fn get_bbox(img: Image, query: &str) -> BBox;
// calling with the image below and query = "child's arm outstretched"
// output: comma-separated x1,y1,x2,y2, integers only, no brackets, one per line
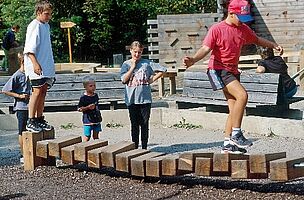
2,90,29,100
183,45,211,68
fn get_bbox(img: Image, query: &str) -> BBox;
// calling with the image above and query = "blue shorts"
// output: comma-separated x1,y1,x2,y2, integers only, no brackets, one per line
83,123,102,137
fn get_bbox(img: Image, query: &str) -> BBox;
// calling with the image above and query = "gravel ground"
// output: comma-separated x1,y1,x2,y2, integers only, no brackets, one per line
1,123,304,200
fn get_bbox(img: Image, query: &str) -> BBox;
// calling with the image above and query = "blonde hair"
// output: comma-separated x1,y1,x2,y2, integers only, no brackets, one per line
130,41,144,50
35,0,53,14
82,76,95,88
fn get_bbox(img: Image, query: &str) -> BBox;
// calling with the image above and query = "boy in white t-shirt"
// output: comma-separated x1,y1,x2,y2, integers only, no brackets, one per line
24,0,55,133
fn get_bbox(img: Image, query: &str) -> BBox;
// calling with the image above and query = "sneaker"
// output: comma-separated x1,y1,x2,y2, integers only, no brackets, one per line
221,143,247,154
37,116,54,131
230,132,253,148
20,157,24,165
26,119,43,133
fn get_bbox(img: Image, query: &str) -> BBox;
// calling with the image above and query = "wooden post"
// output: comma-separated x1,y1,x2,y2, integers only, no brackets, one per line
87,146,108,168
162,155,179,176
195,157,213,176
22,131,44,171
231,160,250,179
60,21,76,64
213,153,249,175
130,152,164,177
158,77,165,97
146,155,169,177
61,144,79,166
115,149,150,172
299,49,304,89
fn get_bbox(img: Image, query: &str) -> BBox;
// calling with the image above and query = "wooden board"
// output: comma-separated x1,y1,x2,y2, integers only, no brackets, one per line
100,141,135,168
131,152,165,177
48,135,82,157
74,140,108,162
270,157,304,181
178,152,213,172
249,152,286,174
115,149,150,172
61,144,79,166
87,146,108,168
162,155,179,176
213,153,250,174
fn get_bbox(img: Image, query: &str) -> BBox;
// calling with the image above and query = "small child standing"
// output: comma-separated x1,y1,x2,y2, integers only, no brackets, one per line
24,0,55,133
2,52,31,161
78,77,102,141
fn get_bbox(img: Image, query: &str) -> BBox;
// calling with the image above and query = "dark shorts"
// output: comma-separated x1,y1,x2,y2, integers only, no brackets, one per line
30,77,55,89
16,110,28,135
207,69,240,91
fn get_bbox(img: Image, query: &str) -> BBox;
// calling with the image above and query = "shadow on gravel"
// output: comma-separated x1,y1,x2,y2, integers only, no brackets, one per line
0,193,27,200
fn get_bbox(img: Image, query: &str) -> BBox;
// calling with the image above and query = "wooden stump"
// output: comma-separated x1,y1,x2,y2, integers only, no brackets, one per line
178,152,213,172
74,140,108,162
115,149,150,172
130,152,165,177
48,135,82,157
270,157,304,181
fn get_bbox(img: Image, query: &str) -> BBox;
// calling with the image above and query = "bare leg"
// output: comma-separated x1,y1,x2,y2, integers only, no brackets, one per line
28,87,42,118
83,136,90,142
92,131,99,140
223,90,236,138
36,84,48,118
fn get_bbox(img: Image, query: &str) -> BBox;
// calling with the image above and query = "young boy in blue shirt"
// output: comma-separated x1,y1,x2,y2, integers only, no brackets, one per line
2,52,30,161
78,77,102,141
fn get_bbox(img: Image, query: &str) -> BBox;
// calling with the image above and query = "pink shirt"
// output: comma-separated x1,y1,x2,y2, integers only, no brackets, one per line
203,21,258,74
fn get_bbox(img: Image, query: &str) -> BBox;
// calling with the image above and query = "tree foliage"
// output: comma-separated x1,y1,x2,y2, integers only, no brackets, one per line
0,0,217,63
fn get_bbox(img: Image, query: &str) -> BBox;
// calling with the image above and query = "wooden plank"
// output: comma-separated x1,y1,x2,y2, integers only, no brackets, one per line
74,140,108,162
178,152,213,172
87,146,108,168
100,141,135,168
270,157,304,181
22,131,44,171
162,155,179,176
115,149,150,172
61,144,79,166
48,135,82,157
249,152,286,174
131,152,165,177
213,153,249,174
195,157,213,176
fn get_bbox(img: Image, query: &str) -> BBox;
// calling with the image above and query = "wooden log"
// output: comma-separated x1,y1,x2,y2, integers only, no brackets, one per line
270,157,304,181
74,140,108,162
22,131,44,171
162,155,179,176
249,152,286,174
178,152,213,172
48,135,82,157
213,153,249,174
61,144,79,166
43,129,55,140
195,157,213,176
100,141,135,168
146,155,171,177
131,152,165,177
115,149,150,172
87,146,108,168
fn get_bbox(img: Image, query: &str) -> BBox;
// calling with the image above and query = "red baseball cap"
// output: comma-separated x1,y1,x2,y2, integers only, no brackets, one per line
228,0,254,23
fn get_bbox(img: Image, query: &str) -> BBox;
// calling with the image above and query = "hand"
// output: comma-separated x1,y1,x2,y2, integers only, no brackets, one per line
19,94,29,100
33,63,42,75
183,56,195,68
130,59,138,69
274,45,283,56
88,104,96,110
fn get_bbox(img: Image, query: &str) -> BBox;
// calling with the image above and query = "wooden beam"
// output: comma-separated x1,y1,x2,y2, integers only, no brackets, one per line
178,152,213,172
61,144,79,166
115,149,150,172
270,157,304,181
87,146,108,168
146,155,171,177
249,152,286,174
213,153,249,174
48,135,82,157
74,140,108,162
162,155,179,176
231,160,250,179
100,141,135,168
195,157,213,176
22,131,44,171
131,152,165,177
36,139,53,159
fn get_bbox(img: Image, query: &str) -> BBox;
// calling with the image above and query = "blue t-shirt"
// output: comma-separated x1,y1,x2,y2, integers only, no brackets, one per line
2,70,31,111
120,59,167,106
78,93,101,125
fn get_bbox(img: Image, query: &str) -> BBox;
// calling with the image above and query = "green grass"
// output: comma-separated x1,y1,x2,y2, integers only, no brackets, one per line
171,117,202,130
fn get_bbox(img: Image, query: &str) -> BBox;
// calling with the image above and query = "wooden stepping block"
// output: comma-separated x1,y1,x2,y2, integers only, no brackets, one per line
23,131,44,171
36,139,53,159
100,141,135,168
195,157,213,176
213,153,249,175
249,152,286,174
48,135,82,157
146,155,173,177
270,157,304,181
87,146,108,168
43,129,55,140
231,160,269,179
74,140,108,162
115,149,150,172
178,152,213,172
162,155,179,176
61,144,79,166
131,152,165,177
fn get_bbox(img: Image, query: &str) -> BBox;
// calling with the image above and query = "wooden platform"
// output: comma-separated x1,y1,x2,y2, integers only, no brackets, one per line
24,131,304,182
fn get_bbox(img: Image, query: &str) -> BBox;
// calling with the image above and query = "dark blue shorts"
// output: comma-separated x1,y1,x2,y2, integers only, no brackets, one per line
16,110,28,135
30,77,55,89
207,69,240,91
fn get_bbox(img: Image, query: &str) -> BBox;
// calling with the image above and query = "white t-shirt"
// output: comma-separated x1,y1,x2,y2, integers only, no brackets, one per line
24,19,55,80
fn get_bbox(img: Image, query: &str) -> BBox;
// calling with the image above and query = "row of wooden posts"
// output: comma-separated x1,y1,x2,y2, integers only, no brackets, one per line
23,129,304,182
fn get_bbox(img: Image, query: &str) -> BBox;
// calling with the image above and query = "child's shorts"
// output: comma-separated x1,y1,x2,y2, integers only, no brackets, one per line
30,77,56,89
207,69,240,91
83,123,102,137
16,110,28,135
